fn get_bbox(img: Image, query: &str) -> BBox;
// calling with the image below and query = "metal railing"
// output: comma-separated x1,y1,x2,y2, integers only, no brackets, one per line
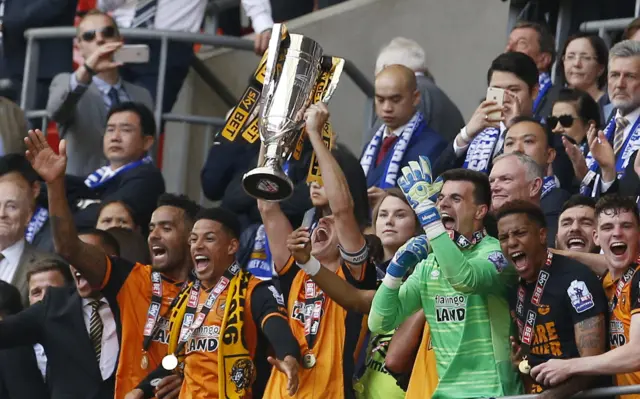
20,26,374,159
579,0,640,44
495,383,640,398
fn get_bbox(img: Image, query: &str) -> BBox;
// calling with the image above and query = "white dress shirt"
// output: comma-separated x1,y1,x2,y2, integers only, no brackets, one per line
82,297,118,380
0,239,25,284
600,107,640,192
98,0,273,34
383,122,408,140
33,343,47,379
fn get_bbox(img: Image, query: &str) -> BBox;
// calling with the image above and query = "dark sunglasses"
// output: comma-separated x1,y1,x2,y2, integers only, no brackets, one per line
547,114,576,129
79,26,117,42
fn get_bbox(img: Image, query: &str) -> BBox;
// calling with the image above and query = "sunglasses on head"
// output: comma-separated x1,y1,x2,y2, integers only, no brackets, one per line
80,26,117,42
547,114,576,128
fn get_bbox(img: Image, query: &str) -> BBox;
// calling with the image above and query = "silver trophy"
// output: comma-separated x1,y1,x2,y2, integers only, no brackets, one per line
242,24,342,201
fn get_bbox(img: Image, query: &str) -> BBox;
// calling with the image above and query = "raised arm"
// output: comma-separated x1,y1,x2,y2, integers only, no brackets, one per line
549,249,608,277
25,130,108,287
304,104,366,274
256,144,295,272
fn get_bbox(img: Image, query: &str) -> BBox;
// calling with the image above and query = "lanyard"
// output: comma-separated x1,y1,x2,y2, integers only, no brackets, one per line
516,251,553,355
142,272,191,356
448,229,487,250
610,265,637,312
171,263,240,357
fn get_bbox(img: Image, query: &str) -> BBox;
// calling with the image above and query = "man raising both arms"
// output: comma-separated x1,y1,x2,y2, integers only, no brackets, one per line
530,194,640,395
25,129,197,398
369,158,522,398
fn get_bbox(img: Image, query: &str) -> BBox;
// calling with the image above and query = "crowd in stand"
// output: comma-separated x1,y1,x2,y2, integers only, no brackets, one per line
5,1,640,399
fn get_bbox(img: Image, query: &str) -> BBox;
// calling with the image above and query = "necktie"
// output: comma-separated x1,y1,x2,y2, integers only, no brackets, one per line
89,300,104,363
613,117,630,155
376,135,399,166
131,0,158,28
107,87,120,110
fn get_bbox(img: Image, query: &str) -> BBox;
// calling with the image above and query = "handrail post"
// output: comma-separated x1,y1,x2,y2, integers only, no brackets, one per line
20,37,40,111
154,35,169,163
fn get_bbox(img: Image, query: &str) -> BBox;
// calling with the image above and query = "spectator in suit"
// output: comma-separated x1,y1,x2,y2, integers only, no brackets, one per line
26,258,72,383
0,174,61,303
489,152,563,247
47,9,153,176
434,52,538,177
365,37,465,145
505,21,556,119
361,64,446,207
0,230,120,399
49,101,165,235
0,280,49,399
96,199,138,231
501,117,571,246
1,0,77,110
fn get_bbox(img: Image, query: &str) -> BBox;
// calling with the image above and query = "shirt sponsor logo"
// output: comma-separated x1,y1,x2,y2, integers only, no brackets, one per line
152,317,170,344
434,294,466,323
186,324,221,354
567,280,595,313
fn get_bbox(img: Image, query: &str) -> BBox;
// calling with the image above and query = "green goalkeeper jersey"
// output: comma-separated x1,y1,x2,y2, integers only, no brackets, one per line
369,231,522,399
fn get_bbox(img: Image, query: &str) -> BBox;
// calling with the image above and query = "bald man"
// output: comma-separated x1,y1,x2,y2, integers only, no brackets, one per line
360,64,447,201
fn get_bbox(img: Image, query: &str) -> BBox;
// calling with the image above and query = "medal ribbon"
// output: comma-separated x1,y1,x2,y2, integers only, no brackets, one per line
610,264,638,311
448,229,487,250
141,272,191,354
170,263,240,357
516,251,553,356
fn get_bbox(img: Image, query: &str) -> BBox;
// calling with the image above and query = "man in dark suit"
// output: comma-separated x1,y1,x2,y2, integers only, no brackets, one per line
361,64,446,207
0,229,120,399
1,0,77,110
0,280,49,398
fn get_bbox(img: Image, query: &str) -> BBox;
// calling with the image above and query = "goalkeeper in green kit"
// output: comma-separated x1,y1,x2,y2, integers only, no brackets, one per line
369,157,522,398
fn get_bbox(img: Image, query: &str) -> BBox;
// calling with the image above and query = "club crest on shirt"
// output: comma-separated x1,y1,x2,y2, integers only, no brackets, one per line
568,280,595,313
216,299,226,318
488,251,508,273
537,304,551,315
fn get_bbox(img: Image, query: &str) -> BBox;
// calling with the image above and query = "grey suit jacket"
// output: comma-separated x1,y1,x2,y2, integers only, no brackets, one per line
10,242,62,306
46,73,154,176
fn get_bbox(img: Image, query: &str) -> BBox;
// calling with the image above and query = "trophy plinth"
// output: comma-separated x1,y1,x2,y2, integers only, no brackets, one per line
242,166,294,202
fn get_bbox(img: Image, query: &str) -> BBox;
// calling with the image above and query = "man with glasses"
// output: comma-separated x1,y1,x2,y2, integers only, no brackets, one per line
46,10,153,177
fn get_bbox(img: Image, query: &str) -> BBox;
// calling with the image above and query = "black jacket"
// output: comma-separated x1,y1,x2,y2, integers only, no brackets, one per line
0,285,119,399
0,346,48,398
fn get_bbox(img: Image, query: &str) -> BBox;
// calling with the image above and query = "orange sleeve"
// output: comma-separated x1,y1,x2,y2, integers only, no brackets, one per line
278,256,296,276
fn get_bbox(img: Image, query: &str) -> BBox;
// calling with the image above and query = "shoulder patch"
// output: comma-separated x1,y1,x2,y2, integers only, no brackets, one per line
487,251,508,273
267,285,285,306
568,280,595,313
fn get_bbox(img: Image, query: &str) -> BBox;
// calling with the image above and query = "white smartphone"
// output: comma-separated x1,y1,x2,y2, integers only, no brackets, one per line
486,87,505,121
113,44,150,64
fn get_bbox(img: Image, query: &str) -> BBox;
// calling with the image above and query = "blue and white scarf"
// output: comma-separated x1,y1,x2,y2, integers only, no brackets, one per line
246,225,275,280
25,207,49,243
84,156,153,189
581,113,640,196
360,112,424,189
541,175,557,200
462,125,506,174
533,72,553,114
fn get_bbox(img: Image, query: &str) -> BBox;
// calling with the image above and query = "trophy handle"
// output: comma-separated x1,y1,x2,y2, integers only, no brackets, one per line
261,23,285,100
321,57,345,103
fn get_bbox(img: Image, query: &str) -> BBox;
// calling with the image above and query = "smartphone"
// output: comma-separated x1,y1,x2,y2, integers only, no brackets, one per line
486,87,505,121
113,44,150,64
301,208,317,230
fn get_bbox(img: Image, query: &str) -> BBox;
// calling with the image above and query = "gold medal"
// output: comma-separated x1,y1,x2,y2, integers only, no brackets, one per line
518,359,531,375
302,352,316,369
140,352,149,370
162,354,179,371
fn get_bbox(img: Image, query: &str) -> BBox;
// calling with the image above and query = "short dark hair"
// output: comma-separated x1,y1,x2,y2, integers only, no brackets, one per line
0,153,39,184
595,194,640,225
554,87,603,130
0,281,23,317
623,17,640,41
106,102,156,138
98,199,137,226
78,9,121,37
78,228,121,256
157,193,200,229
495,199,547,229
561,194,596,215
440,168,491,207
513,21,557,69
487,52,540,91
26,258,73,285
507,115,554,148
195,207,242,239
559,33,609,90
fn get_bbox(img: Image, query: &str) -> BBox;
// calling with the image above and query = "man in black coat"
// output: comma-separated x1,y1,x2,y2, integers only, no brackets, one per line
0,229,121,399
2,0,78,109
